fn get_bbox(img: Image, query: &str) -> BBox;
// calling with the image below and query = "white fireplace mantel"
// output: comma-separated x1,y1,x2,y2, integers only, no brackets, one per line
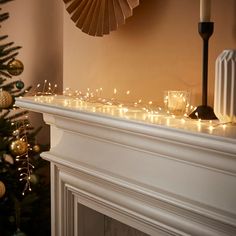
16,96,236,236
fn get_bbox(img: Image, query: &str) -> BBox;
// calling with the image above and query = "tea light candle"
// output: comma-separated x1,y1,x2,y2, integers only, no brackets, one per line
165,91,190,116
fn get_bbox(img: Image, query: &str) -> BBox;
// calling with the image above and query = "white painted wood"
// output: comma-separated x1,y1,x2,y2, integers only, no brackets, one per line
16,97,236,236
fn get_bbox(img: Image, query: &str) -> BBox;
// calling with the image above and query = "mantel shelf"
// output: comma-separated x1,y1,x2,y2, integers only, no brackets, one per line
16,96,236,139
16,96,236,236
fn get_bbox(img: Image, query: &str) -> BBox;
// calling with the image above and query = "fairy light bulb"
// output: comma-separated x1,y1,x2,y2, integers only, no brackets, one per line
52,84,58,94
209,125,214,134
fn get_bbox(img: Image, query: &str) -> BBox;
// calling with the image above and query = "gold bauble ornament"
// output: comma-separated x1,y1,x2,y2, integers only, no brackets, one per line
29,174,38,184
0,181,6,198
0,90,13,109
10,139,28,156
7,59,24,76
32,144,40,153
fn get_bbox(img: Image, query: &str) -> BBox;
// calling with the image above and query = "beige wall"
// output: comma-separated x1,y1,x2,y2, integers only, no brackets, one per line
63,0,236,106
2,0,63,143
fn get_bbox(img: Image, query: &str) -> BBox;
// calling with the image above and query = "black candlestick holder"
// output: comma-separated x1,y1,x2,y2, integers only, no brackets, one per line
189,22,217,120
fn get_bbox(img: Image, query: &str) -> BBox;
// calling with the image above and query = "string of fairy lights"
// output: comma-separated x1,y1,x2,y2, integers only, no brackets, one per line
25,80,235,136
8,112,41,195
12,118,33,194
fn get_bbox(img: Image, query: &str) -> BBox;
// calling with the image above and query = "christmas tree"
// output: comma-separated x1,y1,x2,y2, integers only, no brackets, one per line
0,0,50,235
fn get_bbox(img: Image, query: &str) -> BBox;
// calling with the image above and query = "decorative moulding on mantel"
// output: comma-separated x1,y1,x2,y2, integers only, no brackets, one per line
63,0,139,36
15,96,236,236
15,97,236,176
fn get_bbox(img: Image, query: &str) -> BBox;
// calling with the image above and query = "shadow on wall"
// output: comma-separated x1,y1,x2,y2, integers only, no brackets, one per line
28,0,63,145
120,0,170,35
32,0,63,93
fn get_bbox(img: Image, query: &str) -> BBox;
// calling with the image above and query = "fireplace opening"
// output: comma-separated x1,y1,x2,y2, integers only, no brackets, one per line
77,204,149,236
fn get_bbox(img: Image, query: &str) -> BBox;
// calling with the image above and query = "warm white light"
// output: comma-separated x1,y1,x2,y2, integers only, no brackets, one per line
165,91,190,116
28,88,233,139
166,118,170,126
209,125,214,133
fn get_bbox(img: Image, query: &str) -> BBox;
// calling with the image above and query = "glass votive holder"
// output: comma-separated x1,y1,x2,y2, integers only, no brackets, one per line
164,90,190,116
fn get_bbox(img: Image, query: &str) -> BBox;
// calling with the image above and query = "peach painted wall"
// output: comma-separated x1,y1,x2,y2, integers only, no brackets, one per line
2,0,63,143
63,0,236,106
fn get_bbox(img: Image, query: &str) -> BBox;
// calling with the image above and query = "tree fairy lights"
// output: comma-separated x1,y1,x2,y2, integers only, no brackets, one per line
10,116,34,195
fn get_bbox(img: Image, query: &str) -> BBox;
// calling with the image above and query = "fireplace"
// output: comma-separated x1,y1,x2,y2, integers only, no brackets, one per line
65,202,148,235
16,96,236,236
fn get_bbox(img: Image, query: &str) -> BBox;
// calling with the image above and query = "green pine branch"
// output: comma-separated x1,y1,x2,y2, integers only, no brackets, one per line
0,110,10,119
1,46,21,57
15,86,32,97
0,70,11,78
0,78,18,87
0,52,18,64
0,35,8,41
0,12,9,22
0,41,13,50
5,110,28,120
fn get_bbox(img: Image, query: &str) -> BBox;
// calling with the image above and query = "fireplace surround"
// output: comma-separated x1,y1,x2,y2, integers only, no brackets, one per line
16,96,236,236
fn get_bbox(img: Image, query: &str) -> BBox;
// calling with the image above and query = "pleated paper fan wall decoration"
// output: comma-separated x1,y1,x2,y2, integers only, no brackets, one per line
63,0,139,36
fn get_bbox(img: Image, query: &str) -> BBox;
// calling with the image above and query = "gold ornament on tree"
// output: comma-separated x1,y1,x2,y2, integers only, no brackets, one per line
29,174,38,184
0,89,13,109
0,181,6,198
7,58,24,76
32,144,40,153
10,139,28,156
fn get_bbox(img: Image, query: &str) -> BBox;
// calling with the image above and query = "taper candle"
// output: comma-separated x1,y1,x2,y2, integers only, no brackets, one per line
200,0,211,22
